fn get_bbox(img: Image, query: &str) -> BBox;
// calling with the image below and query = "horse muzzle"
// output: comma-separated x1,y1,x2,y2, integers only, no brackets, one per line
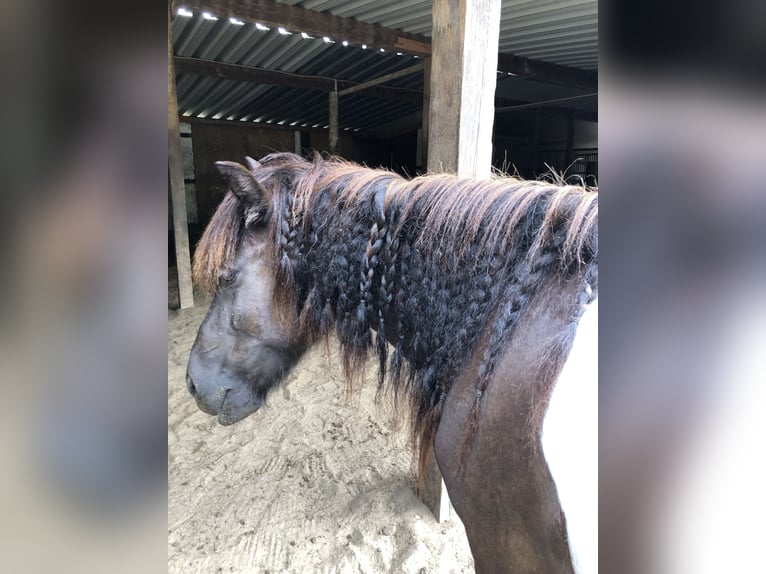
186,373,261,425
186,373,225,414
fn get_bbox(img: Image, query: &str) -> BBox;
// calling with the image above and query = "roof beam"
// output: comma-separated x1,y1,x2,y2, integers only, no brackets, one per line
174,0,431,55
174,57,422,102
496,96,598,122
175,58,597,121
172,0,596,89
497,53,597,90
338,62,424,97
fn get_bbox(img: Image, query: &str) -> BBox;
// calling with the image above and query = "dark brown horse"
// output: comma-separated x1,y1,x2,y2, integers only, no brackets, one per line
186,152,598,573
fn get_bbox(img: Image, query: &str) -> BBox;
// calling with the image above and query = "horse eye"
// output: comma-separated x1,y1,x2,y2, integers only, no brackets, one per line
218,269,237,287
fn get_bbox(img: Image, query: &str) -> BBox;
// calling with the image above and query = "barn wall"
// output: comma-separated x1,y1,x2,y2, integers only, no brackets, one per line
192,123,295,226
492,112,597,178
574,119,598,148
188,122,398,229
192,123,342,227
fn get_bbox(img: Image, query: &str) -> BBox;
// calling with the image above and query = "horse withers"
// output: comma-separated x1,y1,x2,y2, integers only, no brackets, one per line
186,153,597,573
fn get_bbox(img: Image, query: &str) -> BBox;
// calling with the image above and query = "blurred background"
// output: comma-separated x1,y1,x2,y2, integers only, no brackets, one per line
0,0,762,572
0,1,167,572
600,0,766,571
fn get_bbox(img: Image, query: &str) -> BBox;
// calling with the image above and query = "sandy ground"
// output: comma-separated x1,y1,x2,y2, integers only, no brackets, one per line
168,291,474,573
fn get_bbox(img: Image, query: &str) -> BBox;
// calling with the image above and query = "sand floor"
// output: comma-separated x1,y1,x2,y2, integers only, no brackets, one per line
168,297,474,573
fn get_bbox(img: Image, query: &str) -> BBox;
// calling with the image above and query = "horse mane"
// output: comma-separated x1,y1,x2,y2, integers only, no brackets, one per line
193,152,598,473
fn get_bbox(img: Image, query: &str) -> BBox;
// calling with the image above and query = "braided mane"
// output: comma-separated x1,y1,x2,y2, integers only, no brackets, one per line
194,152,598,470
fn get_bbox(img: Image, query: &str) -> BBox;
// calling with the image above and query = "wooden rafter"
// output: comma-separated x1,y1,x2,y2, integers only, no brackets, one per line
174,57,422,102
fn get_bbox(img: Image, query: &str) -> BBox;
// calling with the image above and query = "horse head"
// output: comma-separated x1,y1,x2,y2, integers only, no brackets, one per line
186,158,306,425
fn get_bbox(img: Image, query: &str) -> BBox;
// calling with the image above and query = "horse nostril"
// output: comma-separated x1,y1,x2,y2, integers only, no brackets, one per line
186,374,197,397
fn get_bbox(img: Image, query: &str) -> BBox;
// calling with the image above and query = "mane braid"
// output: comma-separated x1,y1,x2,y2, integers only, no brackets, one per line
200,152,598,474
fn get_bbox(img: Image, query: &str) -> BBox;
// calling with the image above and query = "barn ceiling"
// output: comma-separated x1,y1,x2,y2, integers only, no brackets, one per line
172,0,597,133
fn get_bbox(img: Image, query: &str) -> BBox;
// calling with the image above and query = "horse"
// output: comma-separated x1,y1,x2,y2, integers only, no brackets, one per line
185,152,598,573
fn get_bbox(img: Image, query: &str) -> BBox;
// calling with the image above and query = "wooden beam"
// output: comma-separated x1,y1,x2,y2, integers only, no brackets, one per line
176,0,431,55
428,0,501,177
419,451,450,523
495,93,598,113
168,6,194,309
174,57,422,102
338,62,424,97
172,0,596,89
497,53,597,90
420,0,502,523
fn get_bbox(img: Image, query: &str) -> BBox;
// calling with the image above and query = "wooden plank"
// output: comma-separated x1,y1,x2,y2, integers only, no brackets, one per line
421,0,502,523
328,89,338,153
172,0,596,89
338,62,424,97
394,36,432,56
174,57,422,102
497,53,597,90
420,451,451,523
168,6,194,309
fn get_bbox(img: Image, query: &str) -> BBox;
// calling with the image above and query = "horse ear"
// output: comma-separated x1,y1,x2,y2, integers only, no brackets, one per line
215,161,272,218
245,156,261,171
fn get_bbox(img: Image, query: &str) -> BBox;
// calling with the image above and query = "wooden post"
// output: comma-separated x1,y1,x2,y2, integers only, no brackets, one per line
168,5,194,309
422,0,501,523
421,57,431,171
329,86,339,153
294,130,302,155
428,0,500,178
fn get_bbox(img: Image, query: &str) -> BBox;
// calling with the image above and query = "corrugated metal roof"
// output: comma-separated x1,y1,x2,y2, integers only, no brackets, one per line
277,0,598,69
172,0,596,130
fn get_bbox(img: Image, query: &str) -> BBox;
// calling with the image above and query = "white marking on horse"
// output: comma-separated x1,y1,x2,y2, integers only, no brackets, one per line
542,299,598,574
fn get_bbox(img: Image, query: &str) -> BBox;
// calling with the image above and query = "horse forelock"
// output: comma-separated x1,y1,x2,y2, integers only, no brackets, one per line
192,152,313,296
192,191,245,294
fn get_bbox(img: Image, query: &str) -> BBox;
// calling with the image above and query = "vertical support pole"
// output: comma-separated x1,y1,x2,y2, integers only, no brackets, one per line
421,57,431,171
294,129,302,155
168,5,194,309
428,0,501,178
329,84,339,154
422,0,502,523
